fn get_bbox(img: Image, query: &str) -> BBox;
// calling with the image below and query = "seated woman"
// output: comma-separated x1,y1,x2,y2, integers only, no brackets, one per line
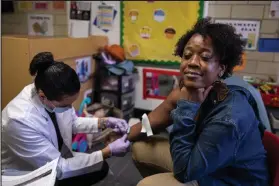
166,75,272,133
128,18,270,186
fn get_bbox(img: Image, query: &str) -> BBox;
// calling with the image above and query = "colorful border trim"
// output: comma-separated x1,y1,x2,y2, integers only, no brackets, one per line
120,0,204,66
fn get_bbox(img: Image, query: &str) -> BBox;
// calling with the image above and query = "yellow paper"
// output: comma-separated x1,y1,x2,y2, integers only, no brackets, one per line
18,1,33,11
123,1,200,63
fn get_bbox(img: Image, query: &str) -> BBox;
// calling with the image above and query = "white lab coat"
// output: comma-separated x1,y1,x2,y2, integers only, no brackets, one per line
1,84,104,180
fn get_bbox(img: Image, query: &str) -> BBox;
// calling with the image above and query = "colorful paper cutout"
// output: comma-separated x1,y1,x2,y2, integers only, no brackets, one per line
53,1,65,10
140,26,152,39
154,9,165,22
33,1,49,10
129,9,139,23
128,44,140,57
18,1,33,11
164,27,176,39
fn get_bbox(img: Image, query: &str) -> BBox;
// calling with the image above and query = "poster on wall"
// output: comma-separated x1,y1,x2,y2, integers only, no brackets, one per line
122,1,203,64
75,56,92,83
69,1,91,38
33,1,49,10
143,68,181,100
270,1,279,18
17,1,33,11
53,1,65,10
215,19,260,50
70,1,91,21
28,14,53,36
93,4,116,32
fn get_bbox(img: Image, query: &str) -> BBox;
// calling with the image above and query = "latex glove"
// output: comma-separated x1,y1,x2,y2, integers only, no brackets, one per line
108,134,130,157
106,117,129,134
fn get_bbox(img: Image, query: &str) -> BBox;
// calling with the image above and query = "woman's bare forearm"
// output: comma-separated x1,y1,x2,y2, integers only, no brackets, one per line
128,88,180,142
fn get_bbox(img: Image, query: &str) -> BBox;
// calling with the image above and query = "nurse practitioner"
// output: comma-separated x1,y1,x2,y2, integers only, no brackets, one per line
2,52,130,185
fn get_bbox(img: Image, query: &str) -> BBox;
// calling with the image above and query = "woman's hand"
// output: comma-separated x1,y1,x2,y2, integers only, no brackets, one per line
180,86,213,103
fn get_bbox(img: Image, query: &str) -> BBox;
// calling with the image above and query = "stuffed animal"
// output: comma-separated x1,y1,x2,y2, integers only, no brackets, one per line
72,97,92,152
72,134,87,152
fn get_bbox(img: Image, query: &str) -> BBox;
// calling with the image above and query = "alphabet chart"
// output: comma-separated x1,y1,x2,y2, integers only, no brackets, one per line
215,19,260,50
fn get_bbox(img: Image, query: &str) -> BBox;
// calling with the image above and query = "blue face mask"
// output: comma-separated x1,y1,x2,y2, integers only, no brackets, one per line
44,101,72,113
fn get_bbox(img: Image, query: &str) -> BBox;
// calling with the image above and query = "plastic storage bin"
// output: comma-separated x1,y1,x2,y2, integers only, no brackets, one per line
123,107,134,122
122,91,135,111
101,74,135,93
100,91,135,111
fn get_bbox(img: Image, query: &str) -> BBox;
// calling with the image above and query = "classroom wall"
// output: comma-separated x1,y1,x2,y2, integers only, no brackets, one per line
2,1,67,36
2,1,279,111
209,1,279,81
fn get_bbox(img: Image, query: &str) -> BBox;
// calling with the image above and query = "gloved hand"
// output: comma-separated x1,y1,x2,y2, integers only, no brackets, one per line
108,134,130,157
105,117,129,134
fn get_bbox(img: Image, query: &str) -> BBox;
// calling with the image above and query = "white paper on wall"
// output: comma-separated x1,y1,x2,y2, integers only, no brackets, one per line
96,4,115,31
28,14,53,36
75,56,92,83
270,1,279,18
69,20,90,38
89,1,120,45
215,19,260,50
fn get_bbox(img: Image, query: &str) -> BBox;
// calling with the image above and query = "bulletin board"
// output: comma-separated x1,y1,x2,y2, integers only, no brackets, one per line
121,1,204,66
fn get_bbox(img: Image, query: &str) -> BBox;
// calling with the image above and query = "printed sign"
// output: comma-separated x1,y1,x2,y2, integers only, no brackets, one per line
28,14,53,36
215,19,260,50
96,5,115,31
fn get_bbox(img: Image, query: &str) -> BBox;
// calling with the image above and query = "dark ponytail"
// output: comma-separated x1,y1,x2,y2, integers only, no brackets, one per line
30,52,80,101
29,52,54,76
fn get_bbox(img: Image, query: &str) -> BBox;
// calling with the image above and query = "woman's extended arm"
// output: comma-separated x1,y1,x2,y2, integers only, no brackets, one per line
128,88,180,142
